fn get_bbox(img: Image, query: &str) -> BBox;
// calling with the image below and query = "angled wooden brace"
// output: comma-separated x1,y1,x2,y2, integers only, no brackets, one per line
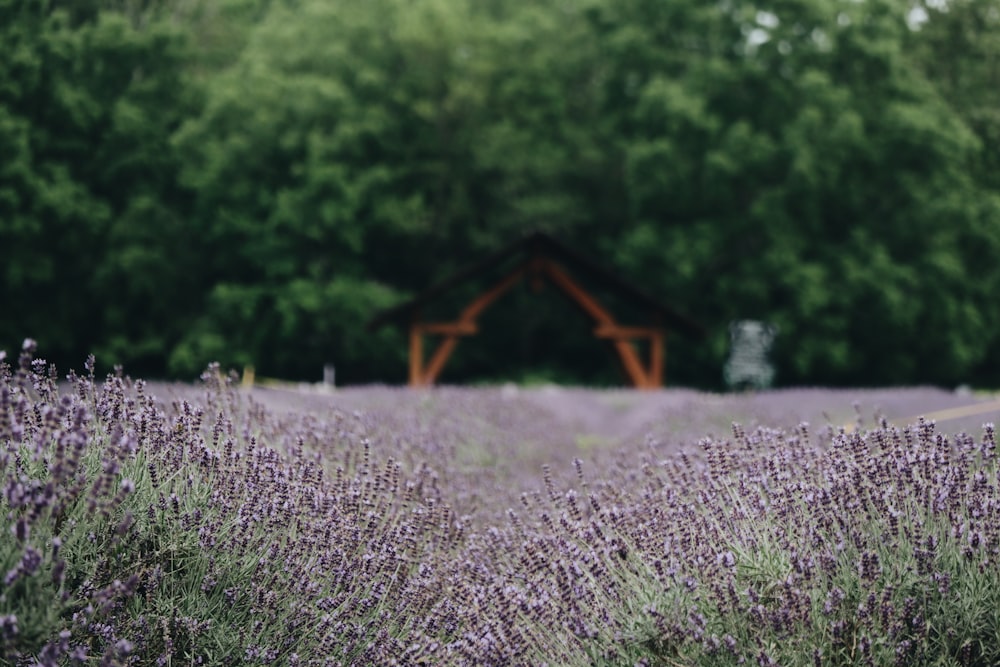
408,262,530,386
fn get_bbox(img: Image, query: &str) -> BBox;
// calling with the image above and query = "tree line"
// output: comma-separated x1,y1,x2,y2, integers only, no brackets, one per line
2,0,999,387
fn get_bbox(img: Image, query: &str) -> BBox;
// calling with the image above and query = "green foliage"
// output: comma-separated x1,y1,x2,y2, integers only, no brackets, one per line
169,277,406,382
0,0,201,376
4,0,1000,385
600,0,1000,386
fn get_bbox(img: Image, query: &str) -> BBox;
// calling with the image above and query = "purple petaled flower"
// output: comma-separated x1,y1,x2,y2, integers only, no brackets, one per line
201,574,218,593
823,587,845,615
895,639,913,665
12,518,29,544
757,650,777,666
69,645,88,664
0,614,18,639
36,630,71,667
933,571,951,596
115,512,134,537
5,546,43,586
52,558,66,588
858,550,881,584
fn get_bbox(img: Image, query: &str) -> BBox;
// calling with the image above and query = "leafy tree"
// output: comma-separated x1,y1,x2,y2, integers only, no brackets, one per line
4,0,999,386
170,0,455,379
171,0,632,382
593,0,1000,385
907,0,1000,384
0,0,201,374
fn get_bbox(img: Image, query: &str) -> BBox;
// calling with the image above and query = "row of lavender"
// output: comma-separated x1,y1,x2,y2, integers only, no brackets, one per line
2,345,999,665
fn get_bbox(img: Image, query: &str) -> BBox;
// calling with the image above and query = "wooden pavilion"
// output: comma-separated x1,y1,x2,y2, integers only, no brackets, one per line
366,232,704,388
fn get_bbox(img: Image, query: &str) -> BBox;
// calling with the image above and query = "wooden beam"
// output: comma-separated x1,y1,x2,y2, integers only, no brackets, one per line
540,260,615,324
408,324,425,386
423,336,460,386
459,262,529,321
612,339,651,388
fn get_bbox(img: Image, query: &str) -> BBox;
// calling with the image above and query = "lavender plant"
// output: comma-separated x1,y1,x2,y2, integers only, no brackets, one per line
3,343,1000,665
1,347,464,665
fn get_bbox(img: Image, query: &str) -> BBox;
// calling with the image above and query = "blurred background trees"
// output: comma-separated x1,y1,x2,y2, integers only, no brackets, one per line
2,0,999,387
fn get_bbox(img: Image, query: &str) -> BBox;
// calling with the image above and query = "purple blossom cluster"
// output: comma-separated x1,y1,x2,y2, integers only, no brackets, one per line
3,347,1000,665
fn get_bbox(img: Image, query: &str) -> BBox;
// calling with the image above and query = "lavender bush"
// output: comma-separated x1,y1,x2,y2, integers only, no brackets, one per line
3,343,999,665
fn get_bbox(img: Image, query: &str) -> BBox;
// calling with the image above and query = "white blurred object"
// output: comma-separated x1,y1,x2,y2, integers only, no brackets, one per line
724,320,777,390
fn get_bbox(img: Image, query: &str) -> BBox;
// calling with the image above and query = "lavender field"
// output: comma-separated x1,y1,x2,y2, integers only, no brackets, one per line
3,344,1000,666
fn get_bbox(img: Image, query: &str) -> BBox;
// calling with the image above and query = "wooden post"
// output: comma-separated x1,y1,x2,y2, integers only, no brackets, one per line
408,322,424,386
241,365,255,389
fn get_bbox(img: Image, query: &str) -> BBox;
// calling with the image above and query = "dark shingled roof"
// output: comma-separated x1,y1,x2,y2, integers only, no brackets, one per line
367,231,705,339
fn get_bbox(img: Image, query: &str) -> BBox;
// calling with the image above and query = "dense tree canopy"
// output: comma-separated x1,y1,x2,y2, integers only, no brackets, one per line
2,0,999,387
